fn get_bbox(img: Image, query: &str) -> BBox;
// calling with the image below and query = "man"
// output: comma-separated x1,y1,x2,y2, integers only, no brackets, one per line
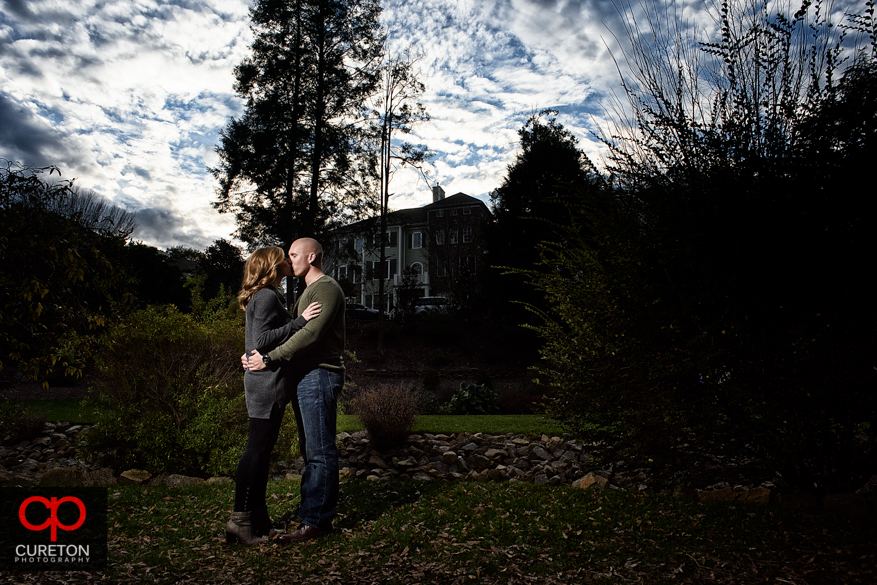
247,237,345,543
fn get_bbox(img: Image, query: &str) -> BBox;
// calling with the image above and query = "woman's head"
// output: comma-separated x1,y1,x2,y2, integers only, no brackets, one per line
237,246,289,310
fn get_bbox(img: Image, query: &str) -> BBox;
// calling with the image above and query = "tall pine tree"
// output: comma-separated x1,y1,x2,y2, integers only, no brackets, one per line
213,0,384,247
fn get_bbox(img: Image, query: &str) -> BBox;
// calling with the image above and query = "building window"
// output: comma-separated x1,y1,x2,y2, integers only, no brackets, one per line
450,208,458,216
410,262,423,278
337,265,348,280
462,226,472,243
450,229,458,244
409,231,422,249
372,231,398,247
463,206,472,215
436,259,448,277
436,209,444,217
354,238,363,253
369,259,398,280
351,266,362,284
436,230,445,245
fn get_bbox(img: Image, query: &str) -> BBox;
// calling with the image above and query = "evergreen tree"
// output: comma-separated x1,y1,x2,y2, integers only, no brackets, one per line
213,0,384,248
488,111,600,315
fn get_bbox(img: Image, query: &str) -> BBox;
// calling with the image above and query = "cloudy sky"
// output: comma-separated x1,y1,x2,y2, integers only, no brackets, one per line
0,0,863,250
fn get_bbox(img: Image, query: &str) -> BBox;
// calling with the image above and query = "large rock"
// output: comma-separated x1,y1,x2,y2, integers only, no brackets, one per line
119,469,152,485
39,467,87,486
148,473,205,487
698,487,771,505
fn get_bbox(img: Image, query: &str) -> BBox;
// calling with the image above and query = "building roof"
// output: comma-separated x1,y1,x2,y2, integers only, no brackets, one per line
383,192,491,227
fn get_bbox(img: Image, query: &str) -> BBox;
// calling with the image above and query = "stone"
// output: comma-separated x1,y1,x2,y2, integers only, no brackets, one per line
442,451,458,466
488,466,507,482
673,486,698,501
530,446,551,461
368,454,388,469
740,487,771,506
207,476,233,485
823,493,872,518
39,467,87,486
86,468,117,486
776,492,820,511
698,488,736,503
484,448,508,459
467,454,491,470
119,469,152,485
149,473,204,487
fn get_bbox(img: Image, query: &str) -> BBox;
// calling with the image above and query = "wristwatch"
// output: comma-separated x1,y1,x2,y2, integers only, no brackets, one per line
262,354,272,367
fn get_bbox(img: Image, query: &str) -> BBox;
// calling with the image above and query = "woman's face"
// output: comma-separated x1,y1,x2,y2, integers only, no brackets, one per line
276,253,293,278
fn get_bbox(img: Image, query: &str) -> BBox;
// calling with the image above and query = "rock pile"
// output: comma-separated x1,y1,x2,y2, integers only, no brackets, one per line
0,421,101,486
3,422,874,518
314,430,655,491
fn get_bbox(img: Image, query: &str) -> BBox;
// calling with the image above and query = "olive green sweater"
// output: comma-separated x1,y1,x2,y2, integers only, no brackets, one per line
267,275,345,372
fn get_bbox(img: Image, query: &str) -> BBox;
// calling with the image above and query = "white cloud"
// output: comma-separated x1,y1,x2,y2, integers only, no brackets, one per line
7,0,858,249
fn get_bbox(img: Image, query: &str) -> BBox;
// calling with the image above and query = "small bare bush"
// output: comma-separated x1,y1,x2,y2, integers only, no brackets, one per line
353,383,417,452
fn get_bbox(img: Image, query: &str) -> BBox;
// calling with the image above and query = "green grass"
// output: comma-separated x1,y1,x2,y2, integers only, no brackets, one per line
12,399,98,424
5,478,873,584
337,414,565,435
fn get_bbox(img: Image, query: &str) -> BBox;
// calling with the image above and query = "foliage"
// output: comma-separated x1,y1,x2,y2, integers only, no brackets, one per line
392,265,422,325
81,304,260,477
0,400,46,445
444,382,500,416
0,161,134,383
487,111,601,316
117,241,191,310
212,0,385,248
353,383,418,451
522,0,877,487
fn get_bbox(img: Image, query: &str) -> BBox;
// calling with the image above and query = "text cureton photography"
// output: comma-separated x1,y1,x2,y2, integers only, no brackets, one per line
0,487,107,571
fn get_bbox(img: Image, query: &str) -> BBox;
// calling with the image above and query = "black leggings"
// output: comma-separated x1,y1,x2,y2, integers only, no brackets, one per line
234,402,285,535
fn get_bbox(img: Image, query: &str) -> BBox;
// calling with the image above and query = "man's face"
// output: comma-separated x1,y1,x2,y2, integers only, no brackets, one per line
288,242,312,278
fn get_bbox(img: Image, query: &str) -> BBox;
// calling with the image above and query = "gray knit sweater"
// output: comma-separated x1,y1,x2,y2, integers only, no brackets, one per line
243,286,306,419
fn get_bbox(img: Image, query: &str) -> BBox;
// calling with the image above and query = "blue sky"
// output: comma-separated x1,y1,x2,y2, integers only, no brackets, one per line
0,0,863,249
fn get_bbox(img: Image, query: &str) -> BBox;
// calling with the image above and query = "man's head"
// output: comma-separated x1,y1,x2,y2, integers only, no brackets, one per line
288,237,323,279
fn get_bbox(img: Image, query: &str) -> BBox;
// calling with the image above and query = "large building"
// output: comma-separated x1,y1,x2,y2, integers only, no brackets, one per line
328,185,492,311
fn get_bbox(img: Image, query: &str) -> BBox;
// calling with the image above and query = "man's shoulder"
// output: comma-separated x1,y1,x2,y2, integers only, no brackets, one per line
308,276,343,298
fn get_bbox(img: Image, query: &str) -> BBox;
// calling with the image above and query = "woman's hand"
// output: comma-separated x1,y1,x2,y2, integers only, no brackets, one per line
247,350,267,371
301,301,322,321
241,353,248,370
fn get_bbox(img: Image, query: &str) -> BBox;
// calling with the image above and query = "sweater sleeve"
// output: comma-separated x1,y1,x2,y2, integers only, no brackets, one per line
249,290,307,352
267,279,342,363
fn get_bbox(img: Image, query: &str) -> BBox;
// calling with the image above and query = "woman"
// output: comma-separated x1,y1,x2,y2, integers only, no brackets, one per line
226,246,320,545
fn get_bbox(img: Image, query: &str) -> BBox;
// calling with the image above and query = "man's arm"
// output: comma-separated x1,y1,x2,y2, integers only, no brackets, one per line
266,280,342,363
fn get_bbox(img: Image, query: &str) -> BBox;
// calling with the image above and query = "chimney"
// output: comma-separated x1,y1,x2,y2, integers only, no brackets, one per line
432,185,445,202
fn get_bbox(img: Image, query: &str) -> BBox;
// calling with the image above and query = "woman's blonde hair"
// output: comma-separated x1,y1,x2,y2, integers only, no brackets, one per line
237,246,286,310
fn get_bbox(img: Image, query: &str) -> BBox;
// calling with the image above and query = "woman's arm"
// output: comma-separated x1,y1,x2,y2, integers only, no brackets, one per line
251,293,321,352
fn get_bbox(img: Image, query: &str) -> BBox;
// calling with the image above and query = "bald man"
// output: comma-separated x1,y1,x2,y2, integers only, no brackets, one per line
247,237,345,543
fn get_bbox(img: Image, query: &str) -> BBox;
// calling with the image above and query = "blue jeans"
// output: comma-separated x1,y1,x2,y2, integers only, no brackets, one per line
292,367,344,531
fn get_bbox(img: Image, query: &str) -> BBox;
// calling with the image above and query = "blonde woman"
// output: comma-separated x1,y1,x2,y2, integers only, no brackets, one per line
226,246,320,545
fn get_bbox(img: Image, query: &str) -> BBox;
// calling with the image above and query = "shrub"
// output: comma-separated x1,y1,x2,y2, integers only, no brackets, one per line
0,401,46,445
444,382,499,415
79,303,298,477
353,383,418,452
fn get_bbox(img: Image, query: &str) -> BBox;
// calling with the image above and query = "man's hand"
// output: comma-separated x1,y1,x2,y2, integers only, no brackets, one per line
302,301,322,321
247,350,267,371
